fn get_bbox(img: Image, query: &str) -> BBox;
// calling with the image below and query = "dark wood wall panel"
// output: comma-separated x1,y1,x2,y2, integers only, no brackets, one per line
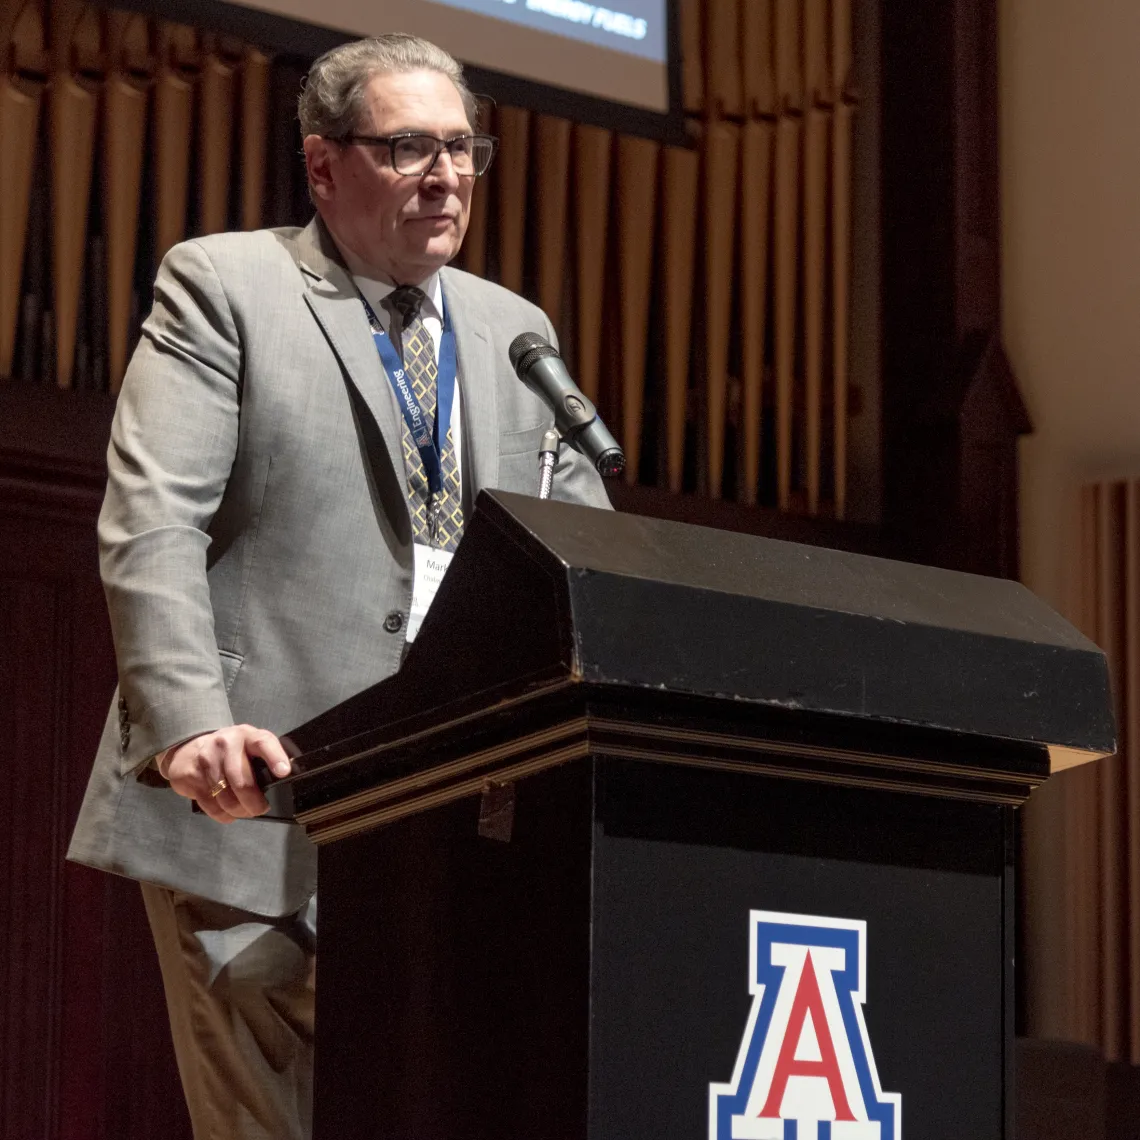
0,482,190,1140
879,0,1028,578
2,576,62,1140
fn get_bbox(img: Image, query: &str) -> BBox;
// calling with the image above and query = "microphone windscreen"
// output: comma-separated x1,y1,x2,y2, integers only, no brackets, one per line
509,331,553,372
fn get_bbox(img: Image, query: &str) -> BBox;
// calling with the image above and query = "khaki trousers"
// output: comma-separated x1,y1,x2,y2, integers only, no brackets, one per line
140,883,316,1140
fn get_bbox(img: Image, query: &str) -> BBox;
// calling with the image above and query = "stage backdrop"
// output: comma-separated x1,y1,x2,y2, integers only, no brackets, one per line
0,0,866,518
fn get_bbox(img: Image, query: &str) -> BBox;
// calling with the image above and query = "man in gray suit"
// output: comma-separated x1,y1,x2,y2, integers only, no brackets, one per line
68,33,609,1140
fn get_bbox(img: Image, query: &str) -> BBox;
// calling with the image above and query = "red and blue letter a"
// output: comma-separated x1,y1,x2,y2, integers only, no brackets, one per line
709,911,901,1140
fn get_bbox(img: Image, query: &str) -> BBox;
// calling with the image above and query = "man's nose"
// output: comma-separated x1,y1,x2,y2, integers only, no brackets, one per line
422,147,462,191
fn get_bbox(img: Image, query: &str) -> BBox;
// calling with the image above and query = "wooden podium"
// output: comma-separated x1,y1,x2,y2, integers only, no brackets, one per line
272,491,1114,1140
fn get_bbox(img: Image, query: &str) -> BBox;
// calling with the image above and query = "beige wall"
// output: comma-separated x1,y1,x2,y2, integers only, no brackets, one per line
1003,0,1140,1041
1003,0,1140,610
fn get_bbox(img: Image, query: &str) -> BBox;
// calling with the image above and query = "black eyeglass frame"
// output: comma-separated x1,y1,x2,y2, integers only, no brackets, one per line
333,132,498,177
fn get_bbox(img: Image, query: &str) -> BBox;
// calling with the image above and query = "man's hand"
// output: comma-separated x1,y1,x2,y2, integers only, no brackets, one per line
162,725,292,823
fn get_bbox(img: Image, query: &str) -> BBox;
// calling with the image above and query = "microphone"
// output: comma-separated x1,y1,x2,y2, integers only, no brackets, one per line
508,332,626,478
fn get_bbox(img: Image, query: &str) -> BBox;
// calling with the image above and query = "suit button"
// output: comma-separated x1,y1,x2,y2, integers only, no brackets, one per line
120,729,130,749
383,611,403,634
118,695,128,713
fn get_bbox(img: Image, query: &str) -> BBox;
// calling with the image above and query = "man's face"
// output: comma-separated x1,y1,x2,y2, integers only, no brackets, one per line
305,69,475,283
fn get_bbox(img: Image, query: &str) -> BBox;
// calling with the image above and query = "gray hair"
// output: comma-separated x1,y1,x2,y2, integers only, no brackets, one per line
299,34,479,140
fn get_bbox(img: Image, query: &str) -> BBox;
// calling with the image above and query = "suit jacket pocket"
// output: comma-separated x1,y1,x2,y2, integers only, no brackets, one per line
498,423,549,457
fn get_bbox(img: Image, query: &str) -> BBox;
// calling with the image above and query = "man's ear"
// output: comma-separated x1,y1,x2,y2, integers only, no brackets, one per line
303,135,337,202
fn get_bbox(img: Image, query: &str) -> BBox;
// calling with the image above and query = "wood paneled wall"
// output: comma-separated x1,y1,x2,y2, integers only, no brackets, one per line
0,0,288,395
0,388,192,1140
1024,481,1140,1064
462,0,858,513
0,0,858,517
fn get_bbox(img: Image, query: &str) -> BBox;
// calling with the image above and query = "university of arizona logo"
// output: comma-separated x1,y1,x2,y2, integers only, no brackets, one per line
709,911,901,1140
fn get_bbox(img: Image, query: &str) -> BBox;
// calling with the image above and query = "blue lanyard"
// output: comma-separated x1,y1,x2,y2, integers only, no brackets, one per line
361,291,457,498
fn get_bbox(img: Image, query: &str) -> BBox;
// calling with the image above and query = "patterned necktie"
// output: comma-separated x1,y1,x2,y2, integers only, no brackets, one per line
382,286,463,551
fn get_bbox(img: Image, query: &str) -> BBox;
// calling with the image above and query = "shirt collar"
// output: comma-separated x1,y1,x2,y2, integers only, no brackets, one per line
353,271,443,324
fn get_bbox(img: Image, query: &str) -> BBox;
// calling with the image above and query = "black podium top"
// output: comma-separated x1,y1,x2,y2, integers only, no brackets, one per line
277,492,1113,832
293,491,1111,753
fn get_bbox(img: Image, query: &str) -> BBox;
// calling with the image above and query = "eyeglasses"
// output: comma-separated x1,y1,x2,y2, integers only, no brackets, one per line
335,132,498,177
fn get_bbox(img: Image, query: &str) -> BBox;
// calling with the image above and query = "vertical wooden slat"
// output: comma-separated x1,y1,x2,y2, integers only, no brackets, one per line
679,0,704,114
773,115,800,511
573,124,611,403
462,105,493,279
771,0,805,510
463,178,490,278
615,134,659,483
1,0,46,380
831,0,853,515
0,74,40,379
705,0,742,117
1127,481,1140,1062
832,0,854,97
703,121,738,499
496,105,529,296
1043,484,1091,1046
240,47,270,231
198,38,236,236
49,0,100,390
741,0,774,116
1063,770,1080,1039
533,115,572,330
1079,761,1102,1045
1059,772,1075,1037
774,0,803,110
154,24,196,265
660,142,700,493
739,120,773,505
802,0,829,514
1075,486,1101,1045
832,101,854,518
0,0,45,380
1098,484,1124,1060
802,106,828,515
834,0,852,515
803,0,828,102
102,10,150,393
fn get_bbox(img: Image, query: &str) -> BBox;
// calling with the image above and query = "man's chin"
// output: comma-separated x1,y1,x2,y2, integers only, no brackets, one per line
416,237,464,272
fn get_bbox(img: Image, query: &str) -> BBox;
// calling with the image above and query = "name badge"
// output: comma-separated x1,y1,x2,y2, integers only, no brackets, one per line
406,543,455,643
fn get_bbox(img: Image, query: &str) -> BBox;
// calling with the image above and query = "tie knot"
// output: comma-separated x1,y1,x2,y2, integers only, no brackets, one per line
386,285,426,324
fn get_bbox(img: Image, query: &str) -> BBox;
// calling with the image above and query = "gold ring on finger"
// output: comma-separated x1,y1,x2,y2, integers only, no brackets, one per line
209,778,229,798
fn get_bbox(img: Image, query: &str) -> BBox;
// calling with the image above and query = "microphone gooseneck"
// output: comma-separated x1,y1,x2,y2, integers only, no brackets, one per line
508,332,625,478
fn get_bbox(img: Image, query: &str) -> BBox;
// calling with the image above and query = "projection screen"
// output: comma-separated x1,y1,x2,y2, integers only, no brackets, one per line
233,0,679,135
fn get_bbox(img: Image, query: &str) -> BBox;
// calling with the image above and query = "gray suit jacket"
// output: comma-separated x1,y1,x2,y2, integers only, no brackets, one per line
67,217,611,916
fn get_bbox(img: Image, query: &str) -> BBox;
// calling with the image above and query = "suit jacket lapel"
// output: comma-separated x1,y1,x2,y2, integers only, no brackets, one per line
293,218,410,508
441,267,499,500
